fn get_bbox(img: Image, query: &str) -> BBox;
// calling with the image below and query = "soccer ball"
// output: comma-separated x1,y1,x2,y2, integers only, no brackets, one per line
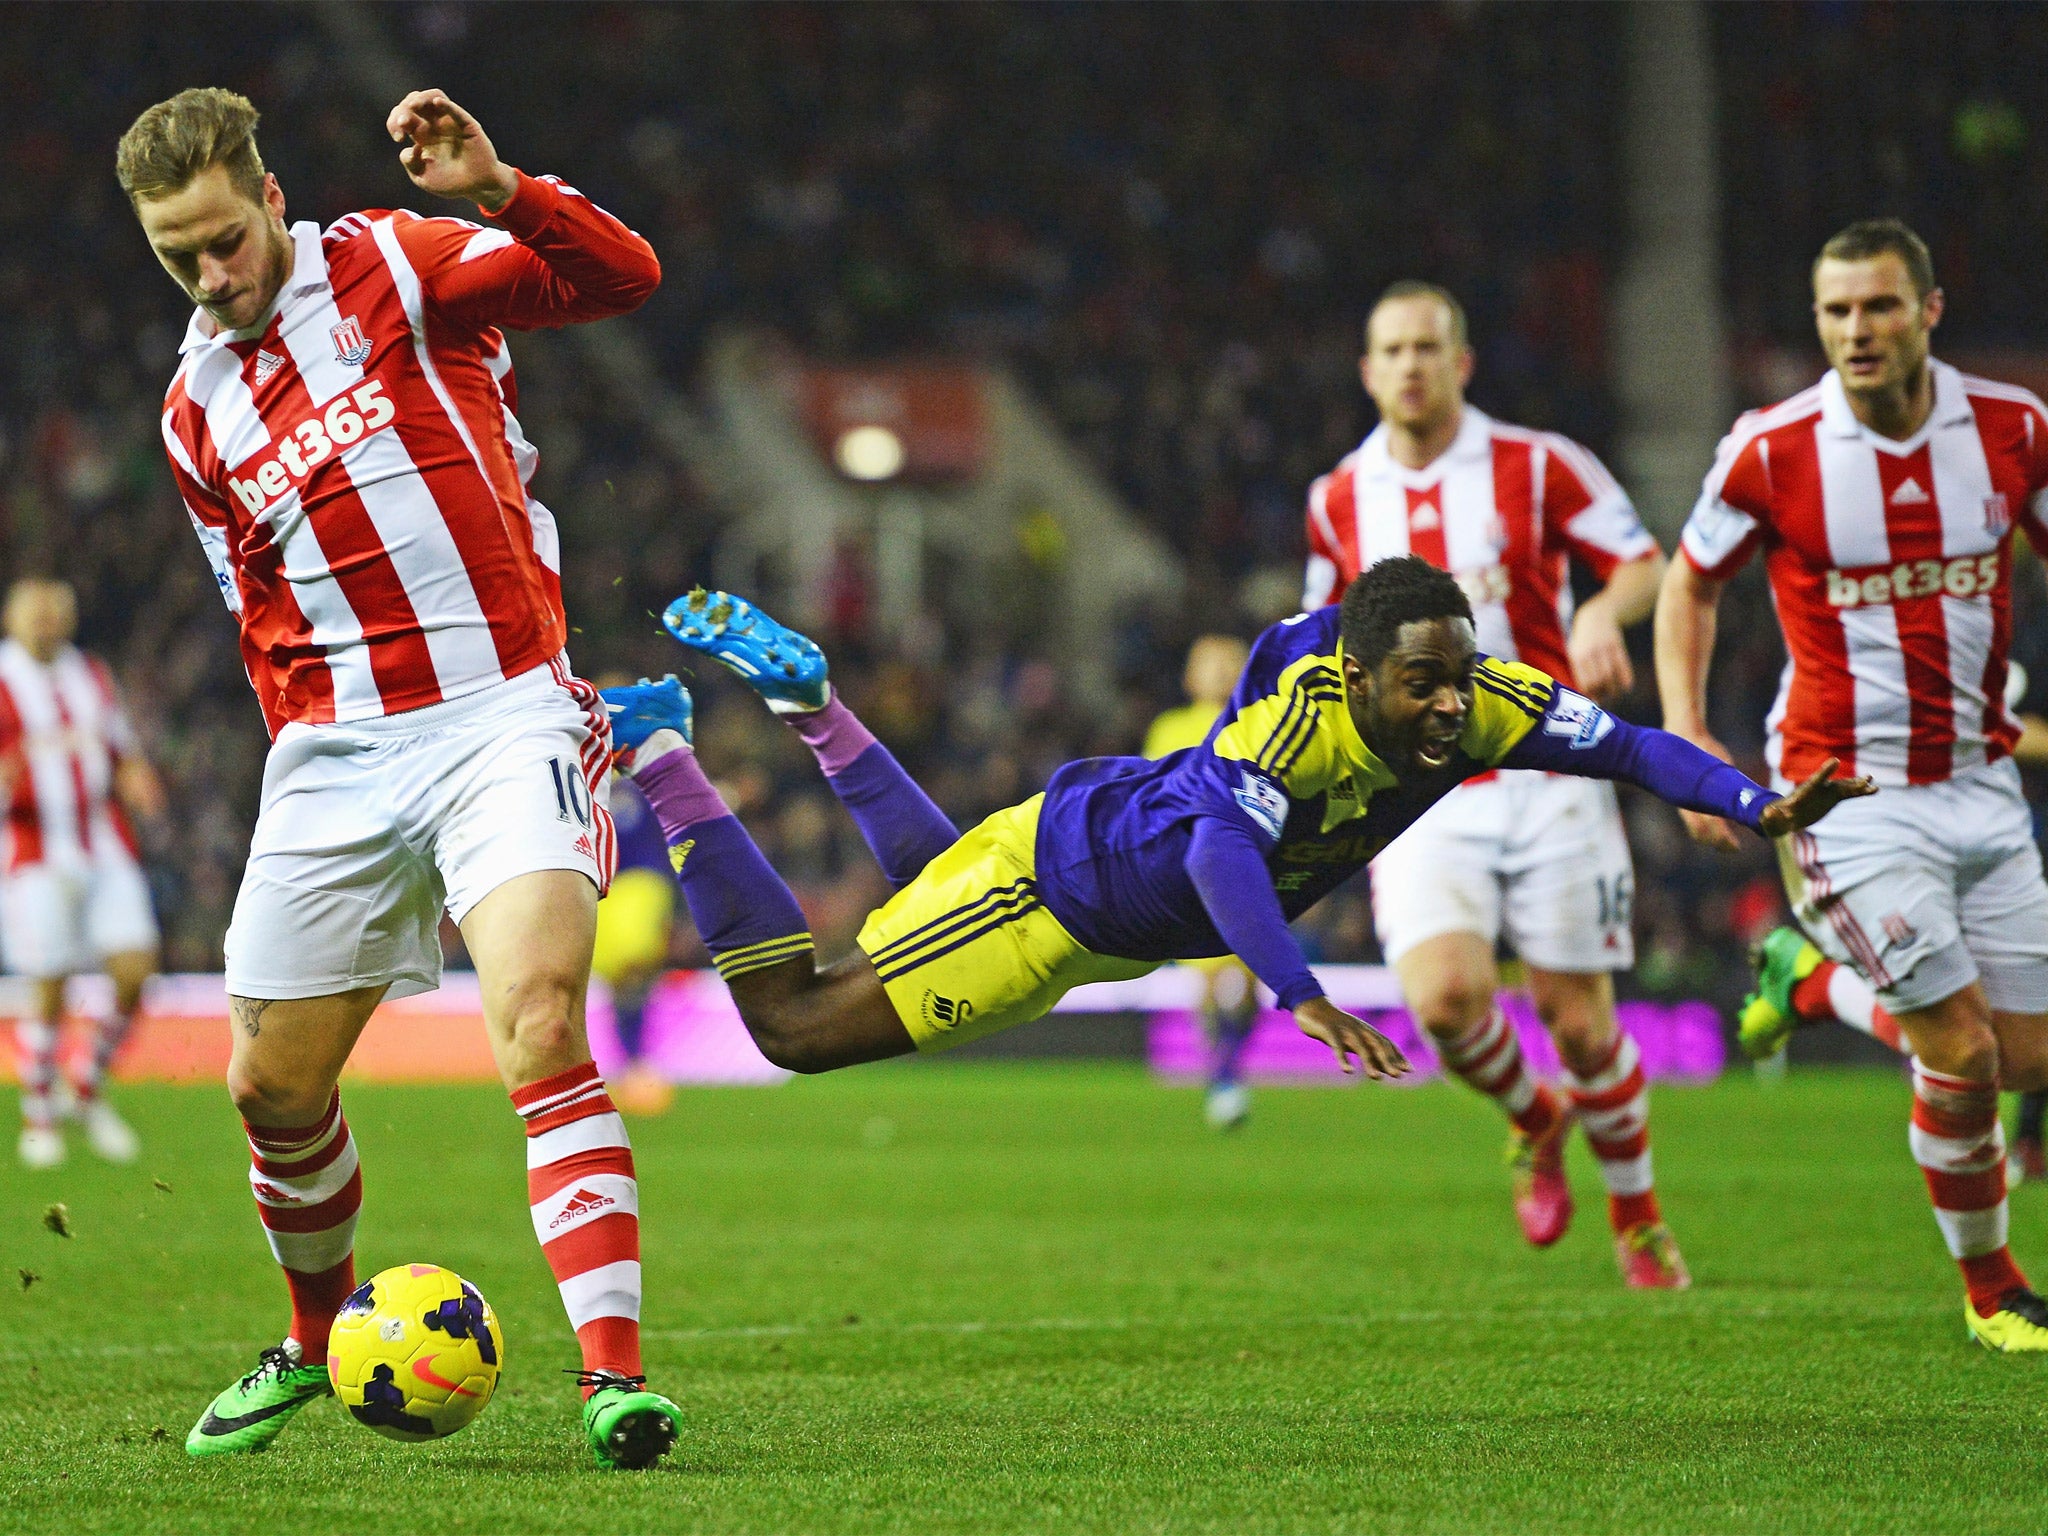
327,1263,504,1442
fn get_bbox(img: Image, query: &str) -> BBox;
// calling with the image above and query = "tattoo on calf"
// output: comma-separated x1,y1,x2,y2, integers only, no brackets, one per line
232,997,275,1039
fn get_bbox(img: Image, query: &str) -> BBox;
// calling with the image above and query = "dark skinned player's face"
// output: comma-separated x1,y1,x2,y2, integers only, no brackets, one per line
1342,616,1476,775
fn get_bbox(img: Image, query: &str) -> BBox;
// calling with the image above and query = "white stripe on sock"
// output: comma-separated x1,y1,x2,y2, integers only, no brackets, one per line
1935,1202,2008,1259
556,1260,641,1330
266,1219,358,1274
249,1137,359,1207
527,1111,631,1169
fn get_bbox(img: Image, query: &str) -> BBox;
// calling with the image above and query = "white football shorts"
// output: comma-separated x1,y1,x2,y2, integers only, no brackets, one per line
223,654,615,1002
1777,758,2048,1016
0,851,159,979
1371,771,1635,973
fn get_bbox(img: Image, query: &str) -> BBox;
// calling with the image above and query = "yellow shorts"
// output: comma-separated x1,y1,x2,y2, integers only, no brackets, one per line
857,794,1157,1050
591,868,676,982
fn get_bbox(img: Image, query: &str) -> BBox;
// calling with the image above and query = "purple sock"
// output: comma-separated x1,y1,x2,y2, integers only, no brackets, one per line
789,697,878,776
635,750,813,983
790,698,956,888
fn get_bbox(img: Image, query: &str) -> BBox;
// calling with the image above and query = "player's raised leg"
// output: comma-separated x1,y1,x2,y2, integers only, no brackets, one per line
662,590,958,888
1530,967,1687,1289
187,985,381,1456
606,676,915,1073
1394,932,1574,1248
1739,926,1904,1059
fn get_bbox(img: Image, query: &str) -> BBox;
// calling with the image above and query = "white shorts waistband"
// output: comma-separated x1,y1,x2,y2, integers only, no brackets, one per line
276,652,581,744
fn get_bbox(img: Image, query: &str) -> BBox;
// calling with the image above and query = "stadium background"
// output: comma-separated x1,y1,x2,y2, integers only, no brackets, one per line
7,0,2048,1037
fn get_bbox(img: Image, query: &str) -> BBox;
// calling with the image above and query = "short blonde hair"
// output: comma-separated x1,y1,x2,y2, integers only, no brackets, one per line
116,87,266,205
1369,280,1469,349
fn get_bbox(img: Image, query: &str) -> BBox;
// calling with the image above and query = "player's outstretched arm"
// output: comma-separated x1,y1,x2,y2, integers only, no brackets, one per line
1182,817,1409,1081
1497,683,1874,837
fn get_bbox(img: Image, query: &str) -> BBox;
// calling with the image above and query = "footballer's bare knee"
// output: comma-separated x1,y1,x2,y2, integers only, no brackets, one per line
482,968,590,1085
223,986,381,1124
1408,972,1496,1039
1529,968,1617,1076
743,1006,840,1075
1898,986,1999,1082
1396,932,1497,1039
1994,1012,2048,1093
225,1059,334,1126
730,954,914,1073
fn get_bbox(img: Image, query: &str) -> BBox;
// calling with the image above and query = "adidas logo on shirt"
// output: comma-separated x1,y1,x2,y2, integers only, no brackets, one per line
1889,477,1930,506
253,350,287,386
548,1187,617,1230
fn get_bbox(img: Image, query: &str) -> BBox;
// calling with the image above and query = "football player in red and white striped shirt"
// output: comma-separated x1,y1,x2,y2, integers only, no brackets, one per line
1304,282,1685,1288
1,578,163,1171
1658,219,2048,1352
121,87,680,1460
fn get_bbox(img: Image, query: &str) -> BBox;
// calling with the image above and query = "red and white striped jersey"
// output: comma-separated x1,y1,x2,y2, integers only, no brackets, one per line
1679,360,2048,789
1302,406,1656,688
158,171,660,738
0,640,140,872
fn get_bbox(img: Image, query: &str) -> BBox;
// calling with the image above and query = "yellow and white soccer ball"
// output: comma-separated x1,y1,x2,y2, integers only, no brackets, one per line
327,1263,504,1442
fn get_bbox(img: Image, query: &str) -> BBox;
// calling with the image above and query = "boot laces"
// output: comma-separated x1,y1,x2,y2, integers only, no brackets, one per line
240,1344,298,1389
567,1368,648,1392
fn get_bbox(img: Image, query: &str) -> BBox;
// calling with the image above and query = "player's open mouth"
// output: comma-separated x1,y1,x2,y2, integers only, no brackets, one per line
1416,731,1458,768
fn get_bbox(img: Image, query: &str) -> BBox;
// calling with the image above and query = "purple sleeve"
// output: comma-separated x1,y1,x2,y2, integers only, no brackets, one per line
1184,816,1326,1010
1498,689,1780,832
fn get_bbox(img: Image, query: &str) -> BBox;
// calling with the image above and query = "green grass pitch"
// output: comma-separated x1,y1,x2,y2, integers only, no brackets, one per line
5,1063,2048,1534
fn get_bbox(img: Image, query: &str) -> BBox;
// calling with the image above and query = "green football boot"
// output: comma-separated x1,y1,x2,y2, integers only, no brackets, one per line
186,1342,332,1456
578,1371,681,1471
1737,926,1826,1060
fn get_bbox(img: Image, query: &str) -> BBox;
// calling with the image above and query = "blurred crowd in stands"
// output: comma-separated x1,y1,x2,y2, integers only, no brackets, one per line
4,3,2043,1017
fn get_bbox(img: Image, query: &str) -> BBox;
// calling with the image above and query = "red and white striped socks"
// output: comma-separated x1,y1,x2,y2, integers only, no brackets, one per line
73,1004,142,1107
14,1018,57,1129
1910,1061,2028,1316
1437,1008,1566,1141
1794,959,1903,1052
244,1089,361,1357
512,1062,643,1390
1566,1032,1661,1233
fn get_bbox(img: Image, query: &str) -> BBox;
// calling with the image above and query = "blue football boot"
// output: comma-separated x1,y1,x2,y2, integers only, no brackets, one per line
661,588,830,714
599,674,694,776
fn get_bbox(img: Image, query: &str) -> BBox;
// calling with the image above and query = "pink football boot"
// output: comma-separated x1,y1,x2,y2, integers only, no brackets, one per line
1616,1222,1692,1289
1509,1110,1574,1248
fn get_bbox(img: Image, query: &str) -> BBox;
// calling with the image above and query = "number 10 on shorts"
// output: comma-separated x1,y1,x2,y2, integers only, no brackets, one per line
548,758,591,827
